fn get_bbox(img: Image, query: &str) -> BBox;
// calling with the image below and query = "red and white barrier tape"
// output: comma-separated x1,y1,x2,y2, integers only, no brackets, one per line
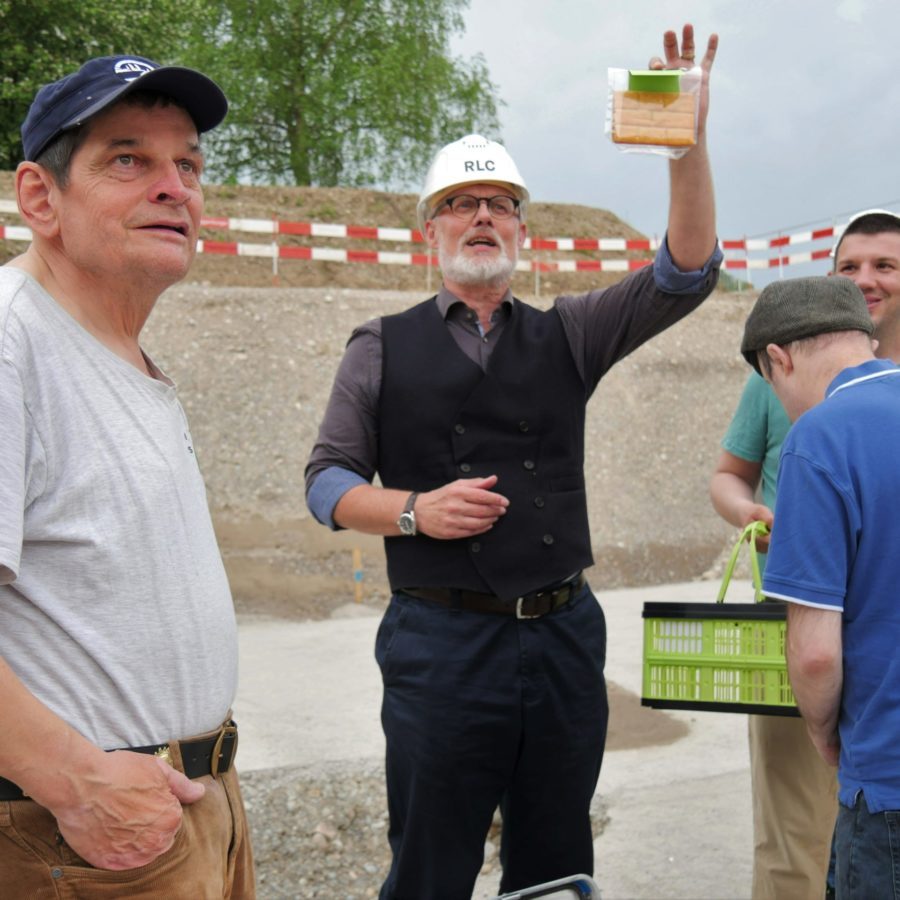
199,239,435,268
198,240,658,273
0,225,829,274
201,214,426,244
722,226,841,252
0,197,858,273
0,225,32,242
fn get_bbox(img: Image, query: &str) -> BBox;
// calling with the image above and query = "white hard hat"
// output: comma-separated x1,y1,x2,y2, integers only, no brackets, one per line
416,134,529,233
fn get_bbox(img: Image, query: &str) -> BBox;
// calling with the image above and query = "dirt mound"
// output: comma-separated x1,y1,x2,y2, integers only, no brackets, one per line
1,172,653,296
0,172,754,619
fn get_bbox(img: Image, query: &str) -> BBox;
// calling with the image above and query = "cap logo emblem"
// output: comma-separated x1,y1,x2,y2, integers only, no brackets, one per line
113,59,155,82
464,159,496,173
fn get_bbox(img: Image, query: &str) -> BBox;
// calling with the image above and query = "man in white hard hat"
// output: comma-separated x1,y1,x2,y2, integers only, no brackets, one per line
307,24,720,900
709,207,900,900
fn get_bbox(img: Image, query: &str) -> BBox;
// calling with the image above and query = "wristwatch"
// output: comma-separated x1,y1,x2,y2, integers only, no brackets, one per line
397,492,419,536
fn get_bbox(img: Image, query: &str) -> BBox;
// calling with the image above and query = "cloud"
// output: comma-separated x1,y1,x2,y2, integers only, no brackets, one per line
836,0,866,22
452,0,900,287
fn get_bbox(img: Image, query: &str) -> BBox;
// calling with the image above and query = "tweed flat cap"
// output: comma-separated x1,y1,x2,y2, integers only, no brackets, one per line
741,276,873,374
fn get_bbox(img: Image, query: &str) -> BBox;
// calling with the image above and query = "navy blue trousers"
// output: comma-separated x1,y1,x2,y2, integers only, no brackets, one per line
375,583,608,900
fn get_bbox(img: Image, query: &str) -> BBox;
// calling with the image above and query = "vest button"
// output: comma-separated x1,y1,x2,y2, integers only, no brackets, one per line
534,496,545,508
460,462,472,473
542,534,554,545
454,423,466,435
471,541,481,553
519,420,529,432
523,460,535,471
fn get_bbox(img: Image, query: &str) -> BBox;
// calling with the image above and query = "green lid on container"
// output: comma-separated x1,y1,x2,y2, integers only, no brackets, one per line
627,69,681,92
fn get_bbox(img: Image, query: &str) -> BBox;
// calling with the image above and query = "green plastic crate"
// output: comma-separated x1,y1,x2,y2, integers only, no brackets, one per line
641,522,799,716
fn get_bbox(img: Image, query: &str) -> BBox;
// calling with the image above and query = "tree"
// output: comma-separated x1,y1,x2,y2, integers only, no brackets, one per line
183,0,502,188
0,0,204,169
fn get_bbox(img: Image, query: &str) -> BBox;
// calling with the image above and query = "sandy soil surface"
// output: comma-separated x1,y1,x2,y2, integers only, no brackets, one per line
136,281,754,623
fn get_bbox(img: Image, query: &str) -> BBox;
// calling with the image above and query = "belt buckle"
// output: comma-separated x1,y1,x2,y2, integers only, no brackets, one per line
211,722,238,778
516,595,542,620
153,744,174,767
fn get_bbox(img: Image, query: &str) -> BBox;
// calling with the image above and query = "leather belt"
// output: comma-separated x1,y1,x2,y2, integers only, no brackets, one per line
0,719,238,802
401,572,585,619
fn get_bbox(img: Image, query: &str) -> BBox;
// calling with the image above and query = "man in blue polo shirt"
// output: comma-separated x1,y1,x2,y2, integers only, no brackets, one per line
740,274,900,899
709,208,900,899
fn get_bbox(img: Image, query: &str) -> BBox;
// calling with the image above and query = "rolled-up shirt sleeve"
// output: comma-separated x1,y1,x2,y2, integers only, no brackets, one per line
653,233,723,294
305,320,383,529
306,466,369,530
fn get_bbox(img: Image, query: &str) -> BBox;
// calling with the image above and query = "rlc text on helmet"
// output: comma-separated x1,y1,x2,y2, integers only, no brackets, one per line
464,160,496,172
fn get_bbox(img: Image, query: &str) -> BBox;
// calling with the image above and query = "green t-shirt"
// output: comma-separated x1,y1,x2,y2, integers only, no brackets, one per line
721,371,791,511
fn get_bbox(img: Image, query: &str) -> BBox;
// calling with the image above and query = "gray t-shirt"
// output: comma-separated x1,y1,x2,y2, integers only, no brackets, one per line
0,268,237,749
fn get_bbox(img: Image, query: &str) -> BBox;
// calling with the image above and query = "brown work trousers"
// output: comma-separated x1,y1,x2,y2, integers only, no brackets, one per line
0,747,255,899
749,713,838,900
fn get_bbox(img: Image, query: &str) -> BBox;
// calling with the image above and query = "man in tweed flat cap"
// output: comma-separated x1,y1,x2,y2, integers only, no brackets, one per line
711,213,900,900
743,275,900,900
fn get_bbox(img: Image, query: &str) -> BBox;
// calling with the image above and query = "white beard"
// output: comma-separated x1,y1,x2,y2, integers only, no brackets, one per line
438,240,518,289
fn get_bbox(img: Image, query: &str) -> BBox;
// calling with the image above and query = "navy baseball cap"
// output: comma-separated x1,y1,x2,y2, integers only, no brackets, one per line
21,55,228,162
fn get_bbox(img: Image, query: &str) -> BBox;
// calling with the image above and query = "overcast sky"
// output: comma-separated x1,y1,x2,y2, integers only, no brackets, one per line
452,0,900,286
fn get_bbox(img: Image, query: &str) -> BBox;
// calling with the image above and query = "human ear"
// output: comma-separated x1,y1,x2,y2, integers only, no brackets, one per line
766,343,793,375
424,218,439,249
517,220,527,249
15,162,60,238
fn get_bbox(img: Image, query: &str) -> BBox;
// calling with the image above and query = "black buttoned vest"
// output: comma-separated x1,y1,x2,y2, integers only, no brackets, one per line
378,296,593,599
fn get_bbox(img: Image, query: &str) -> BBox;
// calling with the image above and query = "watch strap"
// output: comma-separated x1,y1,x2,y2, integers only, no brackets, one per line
398,491,419,536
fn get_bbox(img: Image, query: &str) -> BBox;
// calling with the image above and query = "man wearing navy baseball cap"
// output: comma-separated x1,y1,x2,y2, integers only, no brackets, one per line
0,57,255,896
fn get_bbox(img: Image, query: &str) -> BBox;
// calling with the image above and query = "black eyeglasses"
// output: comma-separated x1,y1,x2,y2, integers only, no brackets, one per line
440,194,521,220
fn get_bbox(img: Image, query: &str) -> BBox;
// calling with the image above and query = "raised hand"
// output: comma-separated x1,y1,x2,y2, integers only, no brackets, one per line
649,24,719,135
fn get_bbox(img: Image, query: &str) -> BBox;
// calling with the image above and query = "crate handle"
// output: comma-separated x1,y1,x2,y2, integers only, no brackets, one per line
716,520,770,605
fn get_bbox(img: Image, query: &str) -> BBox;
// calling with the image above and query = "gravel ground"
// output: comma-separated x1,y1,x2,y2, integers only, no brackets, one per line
238,761,390,900
142,282,757,617
138,281,759,897
238,760,610,900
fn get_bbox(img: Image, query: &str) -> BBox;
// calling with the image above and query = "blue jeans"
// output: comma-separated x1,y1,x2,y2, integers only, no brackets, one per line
835,792,900,899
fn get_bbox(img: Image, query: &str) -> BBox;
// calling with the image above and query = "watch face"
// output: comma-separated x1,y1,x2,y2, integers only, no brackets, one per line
399,512,416,536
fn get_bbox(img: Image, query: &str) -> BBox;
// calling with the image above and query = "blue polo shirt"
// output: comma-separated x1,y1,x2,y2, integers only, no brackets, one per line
763,359,900,812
